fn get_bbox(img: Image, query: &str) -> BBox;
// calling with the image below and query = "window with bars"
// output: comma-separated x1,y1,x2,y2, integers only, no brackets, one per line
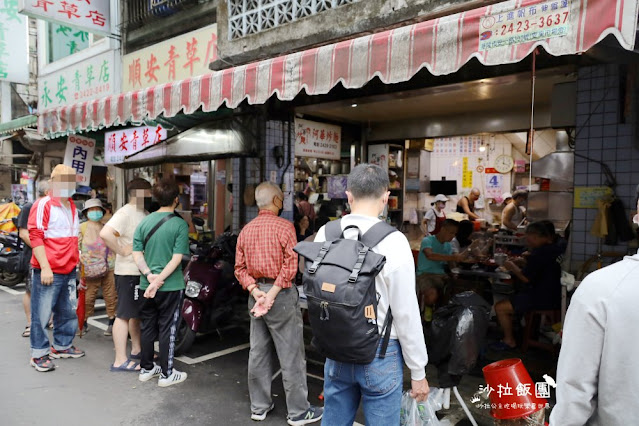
228,0,359,40
127,0,206,27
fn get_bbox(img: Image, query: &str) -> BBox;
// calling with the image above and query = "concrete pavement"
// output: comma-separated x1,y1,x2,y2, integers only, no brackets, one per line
0,283,325,426
1,282,505,425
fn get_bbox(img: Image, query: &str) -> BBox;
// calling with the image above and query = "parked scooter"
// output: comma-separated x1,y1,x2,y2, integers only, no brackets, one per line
175,221,245,355
0,217,25,287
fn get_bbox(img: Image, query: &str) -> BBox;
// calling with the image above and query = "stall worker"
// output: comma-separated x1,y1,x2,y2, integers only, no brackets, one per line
492,221,563,350
501,190,528,231
416,219,465,316
420,194,448,236
456,188,481,221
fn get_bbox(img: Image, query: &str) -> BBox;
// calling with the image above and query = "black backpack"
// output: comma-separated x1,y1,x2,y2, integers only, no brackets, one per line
294,219,397,364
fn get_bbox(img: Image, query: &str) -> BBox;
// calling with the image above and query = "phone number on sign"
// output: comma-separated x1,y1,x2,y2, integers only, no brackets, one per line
498,12,569,36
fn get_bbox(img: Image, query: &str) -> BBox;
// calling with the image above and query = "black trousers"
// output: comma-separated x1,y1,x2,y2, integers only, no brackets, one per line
140,290,183,377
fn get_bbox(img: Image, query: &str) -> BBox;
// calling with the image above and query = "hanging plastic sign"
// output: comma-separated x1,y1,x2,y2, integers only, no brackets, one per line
63,134,96,185
104,126,168,165
19,0,112,36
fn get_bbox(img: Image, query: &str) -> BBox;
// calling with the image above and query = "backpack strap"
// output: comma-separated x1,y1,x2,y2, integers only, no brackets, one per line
361,221,397,249
378,309,393,359
308,240,332,274
324,219,342,241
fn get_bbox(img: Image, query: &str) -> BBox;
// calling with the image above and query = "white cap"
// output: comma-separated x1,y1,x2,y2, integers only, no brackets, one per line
502,192,512,201
431,194,449,205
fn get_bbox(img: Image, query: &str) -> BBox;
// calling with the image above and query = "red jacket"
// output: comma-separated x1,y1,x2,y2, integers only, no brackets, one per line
28,196,79,274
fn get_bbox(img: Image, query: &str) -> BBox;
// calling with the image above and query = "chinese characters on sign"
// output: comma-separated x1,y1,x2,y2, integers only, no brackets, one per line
122,24,218,92
294,118,341,160
48,22,90,62
479,0,571,50
104,126,168,165
63,134,96,185
19,0,111,36
0,0,29,84
38,50,114,109
485,173,503,198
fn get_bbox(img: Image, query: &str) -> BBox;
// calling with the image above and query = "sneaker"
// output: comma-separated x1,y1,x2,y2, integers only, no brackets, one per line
103,324,113,336
287,406,323,426
158,369,188,387
139,363,162,382
30,355,56,372
50,346,85,359
251,403,275,421
76,328,87,336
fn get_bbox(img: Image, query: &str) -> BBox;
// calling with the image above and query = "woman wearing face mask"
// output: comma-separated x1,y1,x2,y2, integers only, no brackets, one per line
420,194,449,236
79,198,117,336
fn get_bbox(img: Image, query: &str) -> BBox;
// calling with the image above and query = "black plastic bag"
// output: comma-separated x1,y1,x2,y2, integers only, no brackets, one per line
428,291,491,376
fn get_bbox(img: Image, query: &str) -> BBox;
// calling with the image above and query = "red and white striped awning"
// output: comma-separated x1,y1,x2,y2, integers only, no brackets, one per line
39,0,637,138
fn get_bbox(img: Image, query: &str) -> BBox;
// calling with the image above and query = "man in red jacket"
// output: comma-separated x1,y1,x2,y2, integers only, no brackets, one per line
28,164,85,372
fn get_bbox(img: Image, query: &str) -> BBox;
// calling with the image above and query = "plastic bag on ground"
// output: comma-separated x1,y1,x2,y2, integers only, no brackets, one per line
428,291,491,377
400,390,442,426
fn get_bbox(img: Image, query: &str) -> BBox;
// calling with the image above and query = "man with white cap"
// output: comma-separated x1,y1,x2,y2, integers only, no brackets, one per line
501,190,528,231
421,194,448,236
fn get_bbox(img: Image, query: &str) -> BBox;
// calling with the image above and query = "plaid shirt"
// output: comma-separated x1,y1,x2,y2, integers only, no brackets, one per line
234,210,298,289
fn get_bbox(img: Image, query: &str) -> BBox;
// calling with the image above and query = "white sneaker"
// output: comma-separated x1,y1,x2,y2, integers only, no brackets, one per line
139,363,162,382
158,369,187,387
251,403,275,421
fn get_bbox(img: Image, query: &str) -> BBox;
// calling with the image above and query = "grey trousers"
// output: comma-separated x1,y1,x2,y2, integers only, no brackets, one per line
248,284,310,418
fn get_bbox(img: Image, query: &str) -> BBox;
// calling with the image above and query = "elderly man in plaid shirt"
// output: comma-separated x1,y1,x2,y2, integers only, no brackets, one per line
235,182,323,425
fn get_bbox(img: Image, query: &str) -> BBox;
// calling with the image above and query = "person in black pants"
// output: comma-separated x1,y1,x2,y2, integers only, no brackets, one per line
132,178,190,387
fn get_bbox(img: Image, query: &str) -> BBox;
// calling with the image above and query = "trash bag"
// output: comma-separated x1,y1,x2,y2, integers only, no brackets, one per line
400,390,442,426
428,291,491,376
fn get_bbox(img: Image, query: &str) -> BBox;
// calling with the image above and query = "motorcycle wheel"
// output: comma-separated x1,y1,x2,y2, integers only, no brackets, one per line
0,270,24,287
175,317,196,356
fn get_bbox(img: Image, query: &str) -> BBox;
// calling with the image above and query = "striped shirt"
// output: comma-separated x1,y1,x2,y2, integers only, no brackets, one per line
28,196,79,274
234,210,298,289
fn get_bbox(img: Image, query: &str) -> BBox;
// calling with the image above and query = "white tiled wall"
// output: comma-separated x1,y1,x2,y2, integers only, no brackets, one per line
571,65,639,268
232,120,295,232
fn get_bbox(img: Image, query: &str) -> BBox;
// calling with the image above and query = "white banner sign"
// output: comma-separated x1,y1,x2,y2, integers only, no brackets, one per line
294,118,341,160
63,134,96,185
0,1,29,84
19,0,111,36
38,50,116,109
122,24,218,92
104,126,168,165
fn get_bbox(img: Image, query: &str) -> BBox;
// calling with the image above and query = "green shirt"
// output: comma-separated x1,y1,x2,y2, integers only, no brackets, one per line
132,212,190,292
417,235,452,276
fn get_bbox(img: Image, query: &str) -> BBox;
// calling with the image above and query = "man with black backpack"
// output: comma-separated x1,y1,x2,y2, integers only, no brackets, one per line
307,164,429,425
132,178,190,387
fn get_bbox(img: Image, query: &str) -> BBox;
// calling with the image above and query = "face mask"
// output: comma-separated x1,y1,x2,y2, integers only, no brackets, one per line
87,211,104,222
56,188,74,198
144,197,153,212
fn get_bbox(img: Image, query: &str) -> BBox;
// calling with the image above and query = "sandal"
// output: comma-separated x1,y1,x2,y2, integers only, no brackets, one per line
22,326,31,337
110,359,140,372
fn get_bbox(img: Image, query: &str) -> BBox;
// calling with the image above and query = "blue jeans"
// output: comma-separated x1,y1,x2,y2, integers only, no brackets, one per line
30,269,78,358
322,339,404,426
